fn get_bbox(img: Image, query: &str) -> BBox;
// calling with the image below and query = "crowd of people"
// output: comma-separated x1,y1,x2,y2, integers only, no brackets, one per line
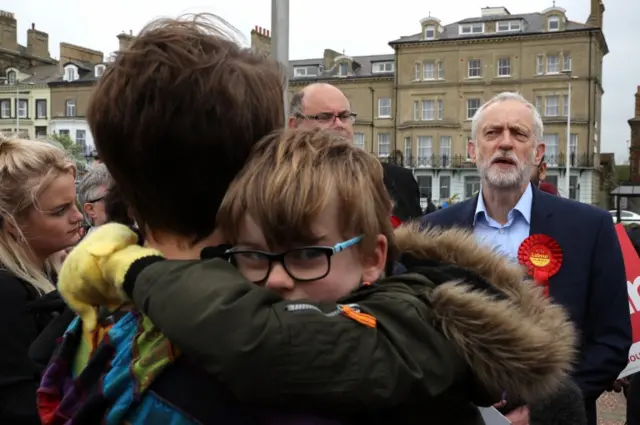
0,12,634,425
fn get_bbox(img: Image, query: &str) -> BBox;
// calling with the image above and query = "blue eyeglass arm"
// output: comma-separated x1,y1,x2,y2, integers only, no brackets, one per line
333,235,364,253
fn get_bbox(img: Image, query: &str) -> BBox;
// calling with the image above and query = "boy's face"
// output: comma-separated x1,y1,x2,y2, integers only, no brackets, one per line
231,203,387,302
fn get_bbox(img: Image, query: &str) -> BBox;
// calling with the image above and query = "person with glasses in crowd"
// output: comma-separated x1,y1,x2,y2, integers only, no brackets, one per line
289,83,423,224
76,163,111,234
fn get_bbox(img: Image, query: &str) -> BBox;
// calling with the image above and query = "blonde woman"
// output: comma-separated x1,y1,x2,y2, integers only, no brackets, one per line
0,134,83,424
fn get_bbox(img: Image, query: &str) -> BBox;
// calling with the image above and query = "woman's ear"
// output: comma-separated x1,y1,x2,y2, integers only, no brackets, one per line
361,234,388,282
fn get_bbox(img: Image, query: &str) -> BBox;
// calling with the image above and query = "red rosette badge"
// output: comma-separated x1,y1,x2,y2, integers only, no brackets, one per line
518,234,563,297
390,215,402,229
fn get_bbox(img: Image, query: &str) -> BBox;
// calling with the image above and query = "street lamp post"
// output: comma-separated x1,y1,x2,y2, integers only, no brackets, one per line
271,0,289,126
561,70,578,199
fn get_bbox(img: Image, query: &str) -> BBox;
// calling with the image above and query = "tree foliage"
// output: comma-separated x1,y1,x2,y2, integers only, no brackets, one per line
45,133,88,172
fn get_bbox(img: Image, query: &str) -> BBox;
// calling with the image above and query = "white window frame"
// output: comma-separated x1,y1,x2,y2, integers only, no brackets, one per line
437,99,444,120
423,62,435,80
372,62,394,73
439,136,452,167
413,100,420,120
338,63,348,76
459,23,484,35
536,55,544,75
421,100,435,121
548,16,560,31
569,133,578,165
546,55,559,73
563,54,572,71
417,136,433,164
413,63,421,81
16,99,27,118
353,132,365,150
467,59,481,78
544,133,559,165
497,58,511,77
294,66,318,77
496,20,522,32
63,65,78,82
66,99,76,117
467,98,481,120
436,61,444,79
545,95,559,117
0,100,10,118
377,133,391,157
404,136,412,166
377,98,391,118
36,99,46,119
535,96,543,114
7,70,16,84
424,25,436,40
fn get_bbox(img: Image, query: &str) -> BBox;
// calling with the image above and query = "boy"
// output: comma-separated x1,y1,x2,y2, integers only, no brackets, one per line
59,128,577,424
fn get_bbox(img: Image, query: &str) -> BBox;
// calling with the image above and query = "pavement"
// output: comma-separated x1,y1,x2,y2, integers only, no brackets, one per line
597,391,626,425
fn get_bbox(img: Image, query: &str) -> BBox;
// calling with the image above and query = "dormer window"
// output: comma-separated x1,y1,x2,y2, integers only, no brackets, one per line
548,15,560,31
339,63,348,76
459,23,484,34
496,20,522,32
293,66,318,77
63,65,79,82
95,65,106,77
6,70,16,84
424,25,435,40
372,61,394,73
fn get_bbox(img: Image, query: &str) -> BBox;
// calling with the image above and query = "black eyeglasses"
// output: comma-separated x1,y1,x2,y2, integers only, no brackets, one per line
225,235,362,283
296,111,357,125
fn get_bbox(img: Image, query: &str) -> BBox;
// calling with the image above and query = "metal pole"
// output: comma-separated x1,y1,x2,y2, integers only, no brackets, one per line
15,82,19,136
271,0,289,126
564,78,572,198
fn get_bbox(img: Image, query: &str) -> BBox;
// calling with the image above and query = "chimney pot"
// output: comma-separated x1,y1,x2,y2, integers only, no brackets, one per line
266,29,270,37
31,23,35,30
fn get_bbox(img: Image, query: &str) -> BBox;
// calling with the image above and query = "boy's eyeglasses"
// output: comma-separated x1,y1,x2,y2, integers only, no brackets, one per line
225,235,363,283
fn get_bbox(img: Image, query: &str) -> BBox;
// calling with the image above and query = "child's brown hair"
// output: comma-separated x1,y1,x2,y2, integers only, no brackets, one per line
218,128,398,261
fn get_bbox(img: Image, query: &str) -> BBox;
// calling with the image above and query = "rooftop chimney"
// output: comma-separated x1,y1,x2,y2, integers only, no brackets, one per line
250,25,271,57
481,6,511,17
0,10,18,51
117,32,134,52
635,85,640,118
27,23,51,59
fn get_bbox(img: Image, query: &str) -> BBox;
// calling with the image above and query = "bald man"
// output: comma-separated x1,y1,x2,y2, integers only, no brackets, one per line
289,83,423,222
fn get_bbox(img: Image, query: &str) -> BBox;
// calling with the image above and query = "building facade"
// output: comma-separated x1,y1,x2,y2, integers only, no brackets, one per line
0,10,58,139
48,42,107,156
253,0,608,206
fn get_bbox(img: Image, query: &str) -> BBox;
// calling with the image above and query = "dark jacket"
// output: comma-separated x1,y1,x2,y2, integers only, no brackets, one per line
0,271,61,425
118,224,576,423
421,186,631,425
381,162,423,222
529,378,586,425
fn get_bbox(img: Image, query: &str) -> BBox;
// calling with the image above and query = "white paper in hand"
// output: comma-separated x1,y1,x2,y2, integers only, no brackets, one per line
478,407,511,425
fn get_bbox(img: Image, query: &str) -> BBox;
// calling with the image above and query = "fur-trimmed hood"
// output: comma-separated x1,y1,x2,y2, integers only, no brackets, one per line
394,223,577,404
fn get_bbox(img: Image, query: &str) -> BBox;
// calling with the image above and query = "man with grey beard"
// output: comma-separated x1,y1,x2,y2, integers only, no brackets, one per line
421,92,630,425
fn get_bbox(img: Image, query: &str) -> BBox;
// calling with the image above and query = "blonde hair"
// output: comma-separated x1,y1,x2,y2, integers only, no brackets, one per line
0,133,77,293
218,128,398,259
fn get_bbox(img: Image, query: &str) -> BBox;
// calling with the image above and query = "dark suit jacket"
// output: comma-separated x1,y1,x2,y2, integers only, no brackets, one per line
381,162,422,222
421,187,632,424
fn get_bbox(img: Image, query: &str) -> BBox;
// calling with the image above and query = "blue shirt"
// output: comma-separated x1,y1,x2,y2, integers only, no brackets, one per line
473,184,533,263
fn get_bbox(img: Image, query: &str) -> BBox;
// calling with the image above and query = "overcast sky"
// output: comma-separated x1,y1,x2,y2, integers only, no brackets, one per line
6,0,638,162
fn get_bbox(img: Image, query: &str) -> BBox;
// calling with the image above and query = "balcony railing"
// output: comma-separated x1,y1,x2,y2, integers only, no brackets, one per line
381,153,596,169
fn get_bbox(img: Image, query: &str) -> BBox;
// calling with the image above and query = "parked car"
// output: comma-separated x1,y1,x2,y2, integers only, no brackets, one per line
609,210,640,225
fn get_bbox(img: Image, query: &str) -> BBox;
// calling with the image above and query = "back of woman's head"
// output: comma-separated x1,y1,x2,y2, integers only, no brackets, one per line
0,133,77,292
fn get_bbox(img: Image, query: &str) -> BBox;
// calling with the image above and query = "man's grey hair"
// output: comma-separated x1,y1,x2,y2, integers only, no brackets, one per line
470,92,544,143
77,163,112,206
289,91,304,116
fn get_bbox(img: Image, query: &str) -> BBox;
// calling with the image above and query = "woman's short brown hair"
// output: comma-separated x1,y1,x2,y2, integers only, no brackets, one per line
87,14,284,243
218,128,398,259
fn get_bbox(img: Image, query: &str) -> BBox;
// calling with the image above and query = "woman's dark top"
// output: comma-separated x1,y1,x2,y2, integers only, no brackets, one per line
0,270,62,424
